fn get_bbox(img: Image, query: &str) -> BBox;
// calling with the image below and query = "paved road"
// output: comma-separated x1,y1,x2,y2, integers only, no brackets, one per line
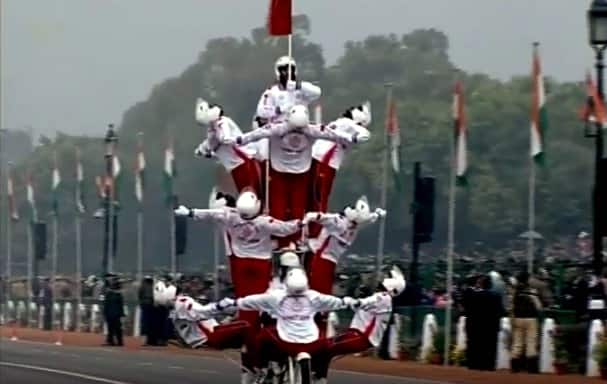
0,339,444,384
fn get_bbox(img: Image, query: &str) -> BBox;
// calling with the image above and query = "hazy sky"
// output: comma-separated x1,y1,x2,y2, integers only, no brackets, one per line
1,0,592,136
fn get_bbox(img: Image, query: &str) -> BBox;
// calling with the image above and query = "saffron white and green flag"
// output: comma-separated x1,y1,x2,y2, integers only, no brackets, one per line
164,143,176,206
530,43,547,163
453,81,468,185
51,153,61,214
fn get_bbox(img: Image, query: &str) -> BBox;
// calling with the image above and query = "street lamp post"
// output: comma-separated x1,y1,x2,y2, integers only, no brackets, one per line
103,125,118,275
588,0,607,276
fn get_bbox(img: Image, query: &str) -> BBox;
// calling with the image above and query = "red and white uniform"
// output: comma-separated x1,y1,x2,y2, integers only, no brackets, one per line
311,118,370,207
237,289,351,367
200,116,261,194
314,292,393,379
310,118,370,237
189,207,302,330
306,212,380,294
239,123,355,246
171,295,251,350
256,82,321,124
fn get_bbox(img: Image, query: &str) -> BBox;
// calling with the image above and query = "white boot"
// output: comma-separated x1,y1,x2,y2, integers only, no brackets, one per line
313,378,327,384
240,371,254,384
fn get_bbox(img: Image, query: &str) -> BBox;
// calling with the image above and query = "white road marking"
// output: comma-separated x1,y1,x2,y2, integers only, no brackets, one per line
333,369,452,384
168,365,184,369
0,361,134,384
137,362,152,366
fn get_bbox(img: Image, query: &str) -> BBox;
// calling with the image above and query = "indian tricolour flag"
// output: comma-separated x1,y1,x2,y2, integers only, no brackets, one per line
386,100,403,190
27,174,38,223
164,142,176,206
135,137,146,205
530,43,547,163
7,166,19,221
51,153,61,214
75,148,86,213
582,71,607,128
453,81,468,185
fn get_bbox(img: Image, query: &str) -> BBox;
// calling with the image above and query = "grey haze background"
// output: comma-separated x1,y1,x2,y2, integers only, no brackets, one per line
1,0,591,137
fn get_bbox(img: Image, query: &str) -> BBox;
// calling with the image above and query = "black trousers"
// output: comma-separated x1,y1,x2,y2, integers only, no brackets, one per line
106,317,123,345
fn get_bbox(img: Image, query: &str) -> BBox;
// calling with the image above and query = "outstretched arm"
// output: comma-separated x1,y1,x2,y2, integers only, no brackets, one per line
259,216,303,237
305,124,364,145
303,212,349,233
175,205,229,223
236,293,276,313
312,292,358,312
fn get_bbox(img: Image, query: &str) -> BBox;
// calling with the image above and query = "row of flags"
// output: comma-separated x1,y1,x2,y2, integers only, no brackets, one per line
5,142,177,222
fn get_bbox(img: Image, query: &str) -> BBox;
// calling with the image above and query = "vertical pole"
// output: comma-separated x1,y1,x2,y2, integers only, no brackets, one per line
376,84,392,283
170,207,176,275
527,159,536,274
27,223,33,325
51,214,58,329
410,162,421,337
213,229,220,301
75,214,82,330
5,162,12,304
444,122,457,366
593,47,605,276
137,211,143,281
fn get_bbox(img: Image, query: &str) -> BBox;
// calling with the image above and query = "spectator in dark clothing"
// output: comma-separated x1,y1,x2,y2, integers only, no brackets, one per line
103,277,124,346
465,275,504,371
39,279,53,330
138,276,155,346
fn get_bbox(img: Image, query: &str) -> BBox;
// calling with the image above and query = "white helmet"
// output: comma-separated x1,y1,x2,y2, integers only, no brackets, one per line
153,280,177,306
280,251,301,268
349,102,372,127
382,266,406,297
195,98,222,125
236,189,261,219
287,105,309,128
344,196,371,223
285,268,308,295
274,56,297,80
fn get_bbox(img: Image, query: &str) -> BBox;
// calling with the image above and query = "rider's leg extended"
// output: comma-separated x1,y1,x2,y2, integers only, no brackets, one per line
205,321,251,349
313,329,372,380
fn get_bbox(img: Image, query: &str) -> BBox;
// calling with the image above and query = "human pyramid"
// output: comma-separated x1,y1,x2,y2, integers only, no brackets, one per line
156,55,406,384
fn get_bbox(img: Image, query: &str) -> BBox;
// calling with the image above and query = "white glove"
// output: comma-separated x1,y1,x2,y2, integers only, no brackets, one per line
286,80,297,92
375,208,387,218
343,297,360,309
353,131,370,143
174,205,191,217
216,297,236,310
194,142,212,158
222,137,236,145
303,212,320,225
359,295,378,311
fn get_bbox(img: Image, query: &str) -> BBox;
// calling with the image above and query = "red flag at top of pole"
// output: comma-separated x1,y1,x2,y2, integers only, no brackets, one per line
267,0,292,36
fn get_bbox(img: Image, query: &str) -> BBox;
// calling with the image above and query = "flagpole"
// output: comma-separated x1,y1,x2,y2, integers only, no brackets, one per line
375,83,392,283
27,221,33,325
75,211,82,331
528,158,536,274
6,163,13,304
170,208,176,275
213,228,220,300
137,132,144,281
51,211,58,329
444,121,457,366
